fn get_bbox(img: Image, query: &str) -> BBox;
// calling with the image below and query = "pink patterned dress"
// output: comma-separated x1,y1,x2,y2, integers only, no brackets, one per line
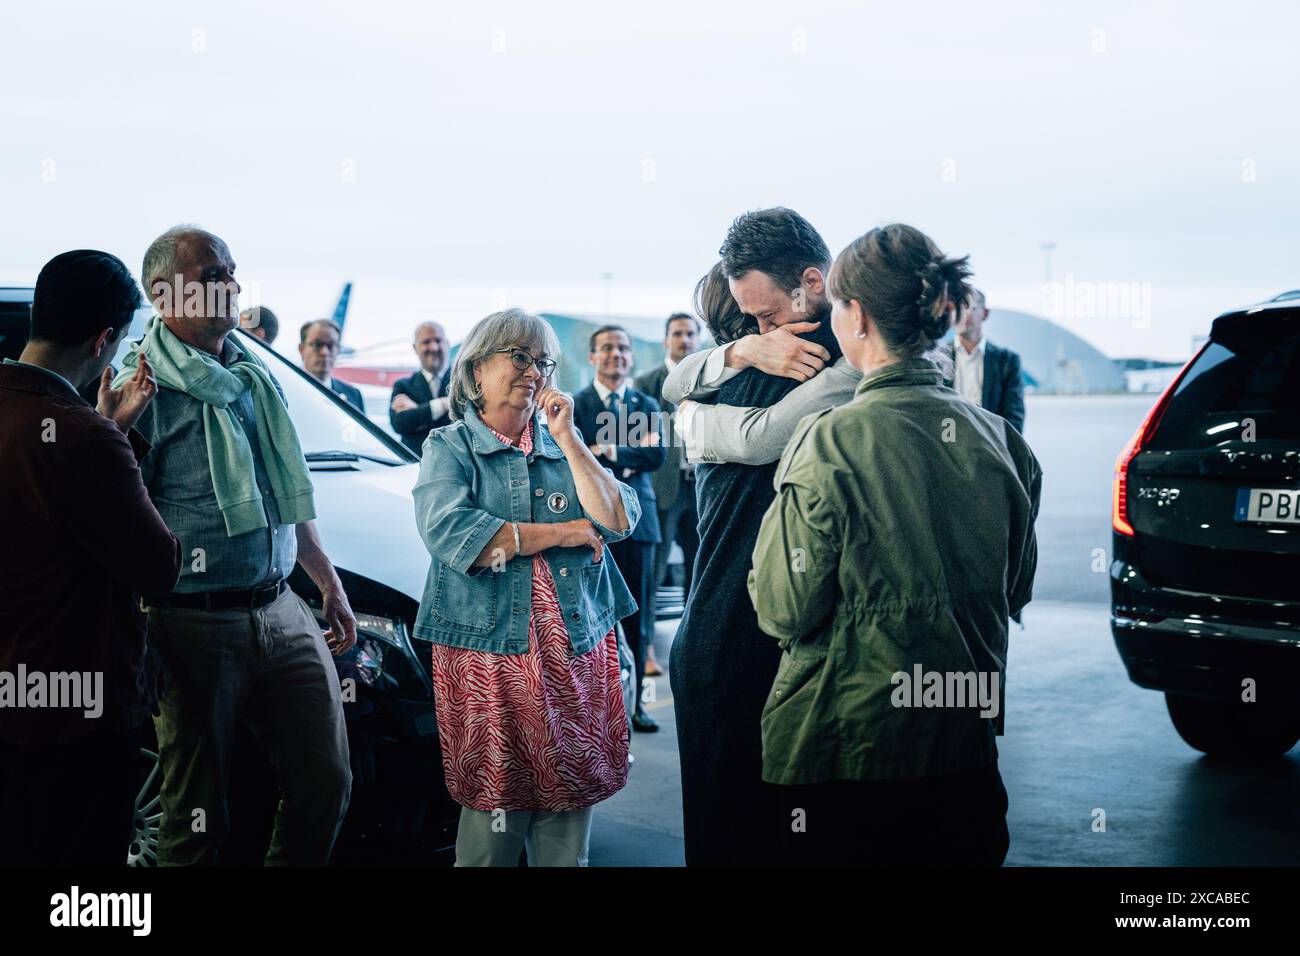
429,420,629,813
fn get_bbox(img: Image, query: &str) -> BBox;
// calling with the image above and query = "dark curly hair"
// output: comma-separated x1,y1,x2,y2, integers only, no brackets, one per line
719,207,831,295
828,223,972,359
693,261,754,345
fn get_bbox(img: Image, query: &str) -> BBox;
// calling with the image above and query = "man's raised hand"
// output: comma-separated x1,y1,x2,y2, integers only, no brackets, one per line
97,353,158,433
733,321,830,382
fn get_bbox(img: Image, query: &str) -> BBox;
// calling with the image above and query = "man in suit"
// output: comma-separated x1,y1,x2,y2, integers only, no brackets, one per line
574,325,666,732
389,321,452,454
0,249,181,865
634,312,702,607
942,288,1025,433
299,318,364,411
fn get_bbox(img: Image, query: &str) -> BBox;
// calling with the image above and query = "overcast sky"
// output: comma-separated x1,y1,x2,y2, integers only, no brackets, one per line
3,0,1297,360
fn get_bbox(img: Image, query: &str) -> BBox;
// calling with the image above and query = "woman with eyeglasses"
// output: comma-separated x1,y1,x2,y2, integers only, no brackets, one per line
412,309,642,866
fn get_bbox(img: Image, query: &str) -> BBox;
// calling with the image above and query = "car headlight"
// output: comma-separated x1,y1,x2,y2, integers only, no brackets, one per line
318,610,432,700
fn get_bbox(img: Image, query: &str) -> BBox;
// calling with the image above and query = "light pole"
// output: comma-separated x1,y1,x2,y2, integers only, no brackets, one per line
601,272,613,318
1039,242,1057,285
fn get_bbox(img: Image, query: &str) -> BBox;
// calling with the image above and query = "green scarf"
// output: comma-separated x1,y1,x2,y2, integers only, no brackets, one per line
116,316,316,537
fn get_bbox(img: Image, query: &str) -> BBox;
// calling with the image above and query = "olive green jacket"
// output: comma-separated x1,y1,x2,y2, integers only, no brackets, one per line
747,359,1041,785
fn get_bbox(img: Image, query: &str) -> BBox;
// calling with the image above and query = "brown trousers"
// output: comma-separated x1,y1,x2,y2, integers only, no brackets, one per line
148,587,351,865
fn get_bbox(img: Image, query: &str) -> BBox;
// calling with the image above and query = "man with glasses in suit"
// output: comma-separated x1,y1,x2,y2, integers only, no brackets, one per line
299,319,363,411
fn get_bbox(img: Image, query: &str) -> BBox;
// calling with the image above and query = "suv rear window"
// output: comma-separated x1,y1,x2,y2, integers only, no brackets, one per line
1150,319,1300,449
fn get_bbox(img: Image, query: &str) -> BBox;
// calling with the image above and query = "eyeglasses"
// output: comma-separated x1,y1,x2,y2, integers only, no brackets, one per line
492,347,556,378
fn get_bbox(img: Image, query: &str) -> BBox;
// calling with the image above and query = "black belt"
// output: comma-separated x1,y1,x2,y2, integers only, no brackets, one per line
143,579,287,611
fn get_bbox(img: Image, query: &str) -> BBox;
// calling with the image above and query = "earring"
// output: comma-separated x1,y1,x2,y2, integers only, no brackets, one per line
854,329,867,339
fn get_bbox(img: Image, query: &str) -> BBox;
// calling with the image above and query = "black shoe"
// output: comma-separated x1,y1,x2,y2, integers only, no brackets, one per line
632,710,659,733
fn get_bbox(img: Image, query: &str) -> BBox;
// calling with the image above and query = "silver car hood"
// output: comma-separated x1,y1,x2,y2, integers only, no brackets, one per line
309,461,427,602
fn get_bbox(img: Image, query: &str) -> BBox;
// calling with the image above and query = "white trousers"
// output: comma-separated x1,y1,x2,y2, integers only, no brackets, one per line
453,805,596,867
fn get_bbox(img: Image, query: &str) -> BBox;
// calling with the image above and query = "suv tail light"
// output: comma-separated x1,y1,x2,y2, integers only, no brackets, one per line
1112,348,1204,536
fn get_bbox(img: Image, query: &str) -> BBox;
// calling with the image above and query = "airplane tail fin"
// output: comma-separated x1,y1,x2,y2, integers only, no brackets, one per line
332,282,353,338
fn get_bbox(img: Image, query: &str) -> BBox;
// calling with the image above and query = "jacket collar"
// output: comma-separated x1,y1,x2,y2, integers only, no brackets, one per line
943,337,996,358
462,404,565,460
591,377,630,406
0,359,88,405
853,357,944,398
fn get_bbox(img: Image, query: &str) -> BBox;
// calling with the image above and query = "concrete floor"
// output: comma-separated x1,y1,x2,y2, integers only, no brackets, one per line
587,396,1300,866
588,620,686,866
589,603,1300,867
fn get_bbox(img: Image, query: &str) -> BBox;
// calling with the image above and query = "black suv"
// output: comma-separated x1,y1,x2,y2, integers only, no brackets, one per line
1111,300,1300,759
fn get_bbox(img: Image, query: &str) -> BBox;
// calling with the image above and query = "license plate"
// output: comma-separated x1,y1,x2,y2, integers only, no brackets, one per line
1235,487,1300,525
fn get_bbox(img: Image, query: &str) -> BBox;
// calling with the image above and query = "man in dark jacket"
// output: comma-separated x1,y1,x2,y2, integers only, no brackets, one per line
941,289,1026,433
0,250,181,865
574,325,665,732
634,313,702,604
389,321,452,454
299,319,364,411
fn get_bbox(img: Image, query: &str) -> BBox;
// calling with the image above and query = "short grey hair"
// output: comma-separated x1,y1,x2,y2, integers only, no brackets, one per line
967,287,987,310
449,309,561,421
141,223,213,304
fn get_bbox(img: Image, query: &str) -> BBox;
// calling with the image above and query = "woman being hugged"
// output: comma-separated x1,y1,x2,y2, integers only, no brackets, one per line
413,309,640,867
748,224,1042,865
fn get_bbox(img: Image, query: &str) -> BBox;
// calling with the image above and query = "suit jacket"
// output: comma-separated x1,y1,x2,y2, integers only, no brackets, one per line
329,376,365,413
573,382,665,544
633,362,684,510
941,339,1026,433
389,366,452,454
0,362,181,747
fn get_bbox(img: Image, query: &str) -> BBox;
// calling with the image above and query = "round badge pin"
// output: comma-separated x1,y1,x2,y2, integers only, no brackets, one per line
547,492,568,514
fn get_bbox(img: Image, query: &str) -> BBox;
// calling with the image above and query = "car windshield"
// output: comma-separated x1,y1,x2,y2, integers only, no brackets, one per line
112,309,412,466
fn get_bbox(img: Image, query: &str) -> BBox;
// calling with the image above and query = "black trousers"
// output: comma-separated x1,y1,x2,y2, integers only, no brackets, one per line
652,477,700,599
771,762,1010,866
610,538,656,716
0,723,146,866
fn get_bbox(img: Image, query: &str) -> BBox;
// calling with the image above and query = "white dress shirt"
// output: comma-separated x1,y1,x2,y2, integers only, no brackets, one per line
590,379,627,462
420,366,451,418
954,337,986,407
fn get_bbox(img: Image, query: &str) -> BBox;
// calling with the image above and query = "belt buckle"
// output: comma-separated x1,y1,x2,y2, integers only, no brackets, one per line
253,580,280,608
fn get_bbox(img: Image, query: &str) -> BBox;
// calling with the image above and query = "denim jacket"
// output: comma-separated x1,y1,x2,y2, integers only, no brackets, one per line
413,405,641,655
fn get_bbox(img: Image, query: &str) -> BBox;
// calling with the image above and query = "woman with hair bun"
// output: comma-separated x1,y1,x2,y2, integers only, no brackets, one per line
747,223,1042,865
